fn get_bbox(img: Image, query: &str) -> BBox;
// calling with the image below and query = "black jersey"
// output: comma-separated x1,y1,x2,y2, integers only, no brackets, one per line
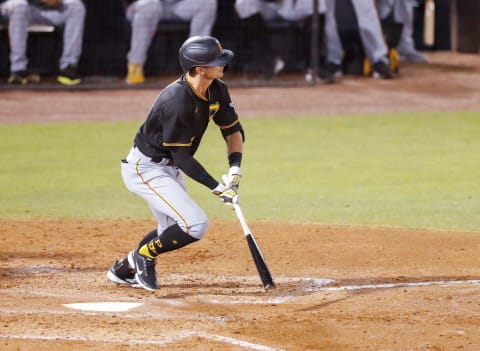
134,75,243,189
135,75,242,160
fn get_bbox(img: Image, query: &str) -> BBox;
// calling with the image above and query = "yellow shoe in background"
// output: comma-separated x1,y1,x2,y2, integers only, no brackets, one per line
126,63,145,84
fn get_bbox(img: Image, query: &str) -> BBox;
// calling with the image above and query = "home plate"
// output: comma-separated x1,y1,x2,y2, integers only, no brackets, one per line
63,302,143,312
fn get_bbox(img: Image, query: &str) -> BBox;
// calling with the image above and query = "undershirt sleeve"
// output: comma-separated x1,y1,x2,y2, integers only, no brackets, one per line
170,147,218,190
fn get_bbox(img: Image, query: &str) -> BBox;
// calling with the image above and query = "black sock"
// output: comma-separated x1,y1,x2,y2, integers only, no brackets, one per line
137,224,198,259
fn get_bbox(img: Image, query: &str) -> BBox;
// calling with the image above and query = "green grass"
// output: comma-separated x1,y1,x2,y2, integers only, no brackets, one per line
1,111,479,231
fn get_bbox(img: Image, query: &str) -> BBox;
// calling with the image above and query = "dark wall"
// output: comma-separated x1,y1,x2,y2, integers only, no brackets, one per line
79,0,128,76
454,0,480,53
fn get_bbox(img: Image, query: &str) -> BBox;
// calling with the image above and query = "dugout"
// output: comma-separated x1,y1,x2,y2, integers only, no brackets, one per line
0,0,475,80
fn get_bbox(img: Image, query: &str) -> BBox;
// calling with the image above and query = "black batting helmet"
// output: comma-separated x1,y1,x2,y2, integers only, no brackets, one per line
178,36,234,72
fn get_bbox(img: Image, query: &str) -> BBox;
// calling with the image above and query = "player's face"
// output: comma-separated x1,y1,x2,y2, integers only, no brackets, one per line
201,66,224,80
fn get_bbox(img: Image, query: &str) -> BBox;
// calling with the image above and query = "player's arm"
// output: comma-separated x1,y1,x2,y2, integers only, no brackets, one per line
226,130,244,164
223,128,244,191
170,147,236,204
170,147,218,190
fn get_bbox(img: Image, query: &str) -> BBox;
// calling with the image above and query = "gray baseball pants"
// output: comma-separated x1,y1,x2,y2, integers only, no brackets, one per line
127,0,217,65
325,0,388,65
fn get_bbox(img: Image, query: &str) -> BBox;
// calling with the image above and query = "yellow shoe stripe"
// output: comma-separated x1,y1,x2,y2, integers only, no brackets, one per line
57,76,81,86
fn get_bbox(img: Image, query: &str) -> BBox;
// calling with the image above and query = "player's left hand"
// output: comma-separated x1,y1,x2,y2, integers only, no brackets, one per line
212,183,238,206
225,166,242,192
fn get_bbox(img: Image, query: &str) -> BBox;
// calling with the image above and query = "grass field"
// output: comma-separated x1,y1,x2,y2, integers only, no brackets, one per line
1,111,479,231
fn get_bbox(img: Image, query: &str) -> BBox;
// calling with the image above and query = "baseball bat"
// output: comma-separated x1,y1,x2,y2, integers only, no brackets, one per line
233,200,275,291
423,0,435,46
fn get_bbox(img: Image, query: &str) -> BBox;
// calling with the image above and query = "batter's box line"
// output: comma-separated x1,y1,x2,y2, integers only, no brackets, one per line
0,332,284,351
318,279,480,291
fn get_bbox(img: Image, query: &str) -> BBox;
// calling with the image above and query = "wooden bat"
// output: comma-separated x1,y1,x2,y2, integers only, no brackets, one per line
423,0,435,46
233,200,276,291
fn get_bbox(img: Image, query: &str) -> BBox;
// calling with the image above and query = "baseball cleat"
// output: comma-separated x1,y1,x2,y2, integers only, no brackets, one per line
107,258,141,288
126,63,145,84
372,61,394,80
57,65,81,86
130,250,159,291
8,70,40,85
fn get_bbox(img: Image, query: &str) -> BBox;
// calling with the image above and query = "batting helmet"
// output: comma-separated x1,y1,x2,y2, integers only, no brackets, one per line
178,36,234,73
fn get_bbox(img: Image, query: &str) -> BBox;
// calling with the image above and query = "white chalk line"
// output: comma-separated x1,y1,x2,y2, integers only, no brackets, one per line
1,305,230,322
319,279,480,291
0,332,283,351
1,275,480,306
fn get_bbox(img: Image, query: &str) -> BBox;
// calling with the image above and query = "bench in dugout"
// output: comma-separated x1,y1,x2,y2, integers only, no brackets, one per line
234,18,312,76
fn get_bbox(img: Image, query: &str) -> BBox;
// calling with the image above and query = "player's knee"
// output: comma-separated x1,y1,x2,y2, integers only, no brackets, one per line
9,1,29,17
185,215,209,240
64,0,86,19
202,0,216,12
135,0,162,19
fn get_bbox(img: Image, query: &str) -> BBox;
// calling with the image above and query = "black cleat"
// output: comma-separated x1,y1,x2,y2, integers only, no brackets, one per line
107,258,140,288
57,64,81,85
129,250,158,291
372,61,394,80
318,62,342,84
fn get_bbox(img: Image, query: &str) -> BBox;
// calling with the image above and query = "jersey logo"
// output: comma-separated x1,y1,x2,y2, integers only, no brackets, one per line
209,102,220,120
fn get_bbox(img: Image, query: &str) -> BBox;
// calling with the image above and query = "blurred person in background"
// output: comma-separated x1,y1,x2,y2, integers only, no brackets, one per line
234,0,285,79
324,0,394,80
0,0,86,85
234,0,327,80
125,0,217,85
376,0,427,63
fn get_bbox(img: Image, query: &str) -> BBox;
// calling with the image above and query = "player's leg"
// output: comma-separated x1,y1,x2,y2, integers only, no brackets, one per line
1,0,38,84
114,149,208,290
394,0,426,63
171,0,217,36
129,167,207,291
107,228,158,287
351,0,393,78
126,0,162,84
324,0,343,68
39,0,85,84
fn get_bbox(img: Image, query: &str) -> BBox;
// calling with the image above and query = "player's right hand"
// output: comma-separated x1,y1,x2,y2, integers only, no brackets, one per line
212,183,238,206
226,166,242,192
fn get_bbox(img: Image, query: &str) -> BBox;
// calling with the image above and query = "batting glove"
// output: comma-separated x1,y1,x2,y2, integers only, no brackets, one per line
225,166,242,192
212,183,238,206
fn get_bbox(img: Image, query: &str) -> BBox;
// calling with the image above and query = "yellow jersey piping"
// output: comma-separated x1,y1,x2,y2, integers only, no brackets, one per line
218,118,239,129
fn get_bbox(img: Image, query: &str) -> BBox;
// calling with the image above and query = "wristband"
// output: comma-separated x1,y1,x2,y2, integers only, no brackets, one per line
228,152,242,167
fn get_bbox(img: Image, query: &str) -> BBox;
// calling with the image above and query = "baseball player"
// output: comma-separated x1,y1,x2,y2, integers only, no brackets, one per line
125,0,217,84
107,35,244,291
0,0,85,85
